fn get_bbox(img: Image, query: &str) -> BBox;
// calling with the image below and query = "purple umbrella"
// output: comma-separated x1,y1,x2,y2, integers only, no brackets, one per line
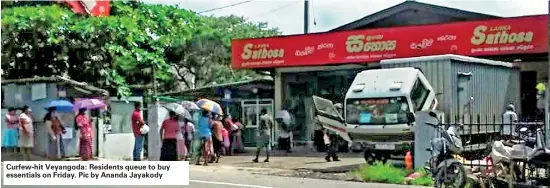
74,98,106,111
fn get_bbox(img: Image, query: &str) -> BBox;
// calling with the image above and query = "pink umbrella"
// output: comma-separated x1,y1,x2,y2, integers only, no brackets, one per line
74,98,106,111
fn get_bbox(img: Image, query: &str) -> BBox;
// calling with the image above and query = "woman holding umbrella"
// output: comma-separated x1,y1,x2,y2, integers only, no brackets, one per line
160,111,180,161
194,99,223,165
76,108,94,161
73,98,106,161
44,107,66,160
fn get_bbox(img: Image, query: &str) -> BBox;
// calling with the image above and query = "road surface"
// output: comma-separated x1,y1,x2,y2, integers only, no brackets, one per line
2,165,428,188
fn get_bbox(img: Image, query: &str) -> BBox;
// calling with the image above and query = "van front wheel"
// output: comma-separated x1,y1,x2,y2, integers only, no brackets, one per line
364,149,375,165
364,149,390,165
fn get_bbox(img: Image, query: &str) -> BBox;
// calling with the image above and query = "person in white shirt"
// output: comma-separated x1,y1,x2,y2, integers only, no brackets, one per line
502,104,518,139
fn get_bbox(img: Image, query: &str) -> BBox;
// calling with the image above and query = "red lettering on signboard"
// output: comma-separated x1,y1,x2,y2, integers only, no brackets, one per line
231,15,547,69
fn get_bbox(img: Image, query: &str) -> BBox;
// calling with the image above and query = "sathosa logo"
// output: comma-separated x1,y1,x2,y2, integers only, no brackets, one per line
241,43,284,60
470,25,534,45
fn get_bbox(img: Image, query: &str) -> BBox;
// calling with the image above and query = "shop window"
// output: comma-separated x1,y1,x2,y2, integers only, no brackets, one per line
410,78,429,111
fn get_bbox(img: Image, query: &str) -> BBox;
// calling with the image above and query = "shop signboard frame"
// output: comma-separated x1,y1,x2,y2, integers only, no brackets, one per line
231,15,547,69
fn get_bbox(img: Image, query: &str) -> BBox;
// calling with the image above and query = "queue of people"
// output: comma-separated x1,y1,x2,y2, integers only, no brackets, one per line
128,101,246,163
190,109,247,165
2,100,273,163
2,106,37,161
2,105,96,161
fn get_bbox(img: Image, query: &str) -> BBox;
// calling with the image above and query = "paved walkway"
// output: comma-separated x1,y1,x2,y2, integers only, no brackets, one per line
210,155,365,173
1,148,366,173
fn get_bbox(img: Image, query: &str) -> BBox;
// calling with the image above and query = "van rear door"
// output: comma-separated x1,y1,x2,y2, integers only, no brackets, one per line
312,95,351,142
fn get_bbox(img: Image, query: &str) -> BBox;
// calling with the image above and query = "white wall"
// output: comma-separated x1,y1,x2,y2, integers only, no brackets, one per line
102,134,135,160
98,97,143,160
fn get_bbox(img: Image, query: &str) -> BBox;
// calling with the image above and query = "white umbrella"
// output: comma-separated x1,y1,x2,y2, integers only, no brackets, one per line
163,103,192,120
180,101,200,111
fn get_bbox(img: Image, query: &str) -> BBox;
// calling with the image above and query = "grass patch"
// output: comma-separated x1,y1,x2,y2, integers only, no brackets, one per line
409,169,433,186
358,162,407,184
355,162,435,186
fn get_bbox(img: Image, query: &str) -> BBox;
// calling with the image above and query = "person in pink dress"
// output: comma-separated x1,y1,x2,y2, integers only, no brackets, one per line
221,128,230,155
18,106,34,161
176,116,188,161
185,119,195,160
212,115,224,163
76,108,93,161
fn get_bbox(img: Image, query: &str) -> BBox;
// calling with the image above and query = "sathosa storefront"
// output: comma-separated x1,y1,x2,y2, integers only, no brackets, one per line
231,14,548,144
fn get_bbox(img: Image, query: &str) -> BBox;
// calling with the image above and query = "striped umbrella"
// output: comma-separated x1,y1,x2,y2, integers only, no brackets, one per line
195,99,223,115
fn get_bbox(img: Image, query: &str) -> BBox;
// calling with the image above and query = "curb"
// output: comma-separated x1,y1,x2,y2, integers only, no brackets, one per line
297,164,362,173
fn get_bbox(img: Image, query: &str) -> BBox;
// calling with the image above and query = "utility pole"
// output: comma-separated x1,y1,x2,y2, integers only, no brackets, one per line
547,12,550,146
152,67,158,102
304,0,309,34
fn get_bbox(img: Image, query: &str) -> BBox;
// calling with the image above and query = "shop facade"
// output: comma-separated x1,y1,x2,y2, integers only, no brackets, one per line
231,2,548,144
160,79,275,147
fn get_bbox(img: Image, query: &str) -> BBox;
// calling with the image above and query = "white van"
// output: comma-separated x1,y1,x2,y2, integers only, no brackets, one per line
313,67,438,162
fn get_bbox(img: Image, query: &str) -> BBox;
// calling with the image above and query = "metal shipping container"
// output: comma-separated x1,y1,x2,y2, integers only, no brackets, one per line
381,54,520,129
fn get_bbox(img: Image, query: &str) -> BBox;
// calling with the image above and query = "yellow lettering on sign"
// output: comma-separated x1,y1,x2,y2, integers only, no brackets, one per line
471,25,534,45
346,34,396,53
241,43,284,60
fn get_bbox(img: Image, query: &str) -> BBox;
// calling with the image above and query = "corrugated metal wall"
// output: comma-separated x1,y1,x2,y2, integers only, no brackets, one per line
382,59,520,126
449,60,520,124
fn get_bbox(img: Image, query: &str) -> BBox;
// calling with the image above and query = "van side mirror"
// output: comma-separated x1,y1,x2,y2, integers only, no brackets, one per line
407,112,415,125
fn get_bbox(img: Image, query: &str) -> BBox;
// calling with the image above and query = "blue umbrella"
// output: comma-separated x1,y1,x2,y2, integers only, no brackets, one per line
44,100,74,112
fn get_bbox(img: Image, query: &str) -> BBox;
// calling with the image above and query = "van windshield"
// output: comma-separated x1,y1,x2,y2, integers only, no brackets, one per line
346,97,410,125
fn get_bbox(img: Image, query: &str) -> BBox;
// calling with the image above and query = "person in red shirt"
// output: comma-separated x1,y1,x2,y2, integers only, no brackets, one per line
160,111,179,161
132,102,145,161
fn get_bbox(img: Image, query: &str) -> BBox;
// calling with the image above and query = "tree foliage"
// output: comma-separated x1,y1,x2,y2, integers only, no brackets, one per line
1,1,280,98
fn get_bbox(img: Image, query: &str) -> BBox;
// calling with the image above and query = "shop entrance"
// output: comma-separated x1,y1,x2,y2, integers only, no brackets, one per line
241,99,275,147
520,71,538,119
287,82,312,144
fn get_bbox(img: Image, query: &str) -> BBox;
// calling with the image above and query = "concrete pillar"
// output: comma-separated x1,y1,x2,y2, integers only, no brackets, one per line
274,69,283,113
147,103,162,161
97,118,105,158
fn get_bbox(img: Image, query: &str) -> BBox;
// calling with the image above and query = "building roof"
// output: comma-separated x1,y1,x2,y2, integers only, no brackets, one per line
380,54,514,68
1,76,109,96
331,1,500,31
160,78,274,96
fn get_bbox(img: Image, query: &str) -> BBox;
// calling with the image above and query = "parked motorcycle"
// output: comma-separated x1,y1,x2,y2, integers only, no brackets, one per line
424,111,467,188
488,125,550,188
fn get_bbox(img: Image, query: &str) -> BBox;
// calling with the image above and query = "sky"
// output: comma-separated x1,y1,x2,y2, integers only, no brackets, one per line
149,0,548,35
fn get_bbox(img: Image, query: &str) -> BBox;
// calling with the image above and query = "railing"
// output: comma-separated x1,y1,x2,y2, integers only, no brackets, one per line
441,114,546,172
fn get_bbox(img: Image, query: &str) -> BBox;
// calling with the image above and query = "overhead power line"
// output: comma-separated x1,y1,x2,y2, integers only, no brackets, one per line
198,0,255,14
248,1,300,19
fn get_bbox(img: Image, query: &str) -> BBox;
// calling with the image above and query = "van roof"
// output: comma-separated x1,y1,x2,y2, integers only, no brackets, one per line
380,54,513,68
346,67,419,98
